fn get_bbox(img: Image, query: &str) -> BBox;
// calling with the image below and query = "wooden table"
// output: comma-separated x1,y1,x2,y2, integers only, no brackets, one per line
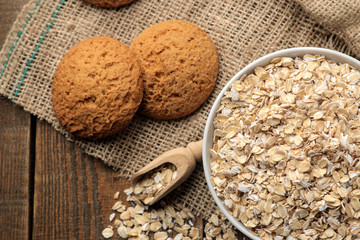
0,1,243,239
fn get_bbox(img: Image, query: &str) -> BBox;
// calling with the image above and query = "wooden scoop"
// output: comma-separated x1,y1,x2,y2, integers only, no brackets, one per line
131,140,203,205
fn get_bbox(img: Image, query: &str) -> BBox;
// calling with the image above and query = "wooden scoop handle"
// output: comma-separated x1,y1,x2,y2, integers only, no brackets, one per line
186,140,203,162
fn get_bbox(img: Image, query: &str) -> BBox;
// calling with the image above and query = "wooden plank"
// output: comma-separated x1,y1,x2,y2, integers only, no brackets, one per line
0,1,35,239
32,120,128,239
0,96,32,240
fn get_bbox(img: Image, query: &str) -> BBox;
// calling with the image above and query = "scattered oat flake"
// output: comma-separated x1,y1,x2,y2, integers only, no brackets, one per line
102,227,114,239
124,187,133,195
113,191,120,199
189,227,200,238
109,213,115,222
209,214,219,226
112,201,123,211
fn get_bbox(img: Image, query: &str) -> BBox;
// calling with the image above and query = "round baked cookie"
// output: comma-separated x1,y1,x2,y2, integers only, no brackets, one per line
52,36,142,140
83,0,135,8
130,20,219,120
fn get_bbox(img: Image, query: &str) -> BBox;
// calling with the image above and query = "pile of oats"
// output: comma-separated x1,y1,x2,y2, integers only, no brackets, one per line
204,212,237,239
103,197,198,240
126,163,178,205
102,189,237,240
210,55,360,239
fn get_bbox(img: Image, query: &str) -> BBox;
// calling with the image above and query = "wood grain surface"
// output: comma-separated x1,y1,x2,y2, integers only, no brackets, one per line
33,120,129,239
0,2,31,239
0,96,33,240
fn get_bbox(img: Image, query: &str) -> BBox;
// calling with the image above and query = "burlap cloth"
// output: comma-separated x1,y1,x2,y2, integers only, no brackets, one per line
1,0,359,234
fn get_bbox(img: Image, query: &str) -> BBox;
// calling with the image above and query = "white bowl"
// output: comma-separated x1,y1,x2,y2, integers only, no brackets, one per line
202,47,360,239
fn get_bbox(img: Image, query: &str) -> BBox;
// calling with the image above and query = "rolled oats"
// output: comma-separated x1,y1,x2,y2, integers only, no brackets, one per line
154,231,168,240
102,227,114,239
109,213,115,222
113,191,120,199
126,163,177,205
189,227,199,239
150,221,162,232
103,189,237,239
112,201,123,211
174,233,184,240
117,225,128,238
211,55,360,239
204,211,236,240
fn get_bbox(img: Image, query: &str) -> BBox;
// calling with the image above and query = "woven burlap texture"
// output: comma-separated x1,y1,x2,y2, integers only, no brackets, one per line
0,0,359,223
296,0,360,58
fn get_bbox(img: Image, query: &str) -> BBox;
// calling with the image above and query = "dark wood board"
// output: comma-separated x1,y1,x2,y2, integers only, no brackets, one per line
0,96,33,240
32,119,130,239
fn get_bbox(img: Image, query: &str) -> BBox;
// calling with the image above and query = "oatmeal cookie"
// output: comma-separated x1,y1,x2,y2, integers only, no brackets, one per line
52,36,142,140
130,20,219,119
